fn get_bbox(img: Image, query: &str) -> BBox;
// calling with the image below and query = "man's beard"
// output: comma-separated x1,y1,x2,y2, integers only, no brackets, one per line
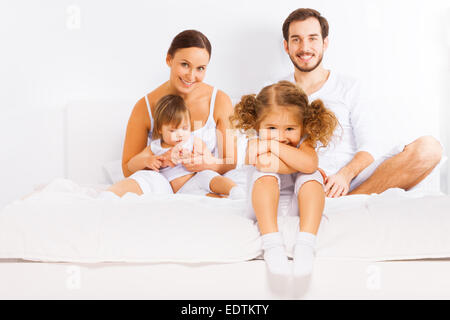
289,52,323,73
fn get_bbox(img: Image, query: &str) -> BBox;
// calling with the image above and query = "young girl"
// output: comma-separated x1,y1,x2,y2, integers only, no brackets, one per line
148,94,245,199
230,81,338,277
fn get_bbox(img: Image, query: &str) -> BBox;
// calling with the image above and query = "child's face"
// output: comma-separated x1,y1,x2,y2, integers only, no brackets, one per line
258,106,302,147
160,117,191,146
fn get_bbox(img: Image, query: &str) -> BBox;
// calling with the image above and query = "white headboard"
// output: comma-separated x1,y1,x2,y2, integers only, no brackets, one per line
65,100,134,185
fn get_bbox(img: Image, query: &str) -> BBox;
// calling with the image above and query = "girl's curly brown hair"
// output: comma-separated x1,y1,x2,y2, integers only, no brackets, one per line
230,81,339,148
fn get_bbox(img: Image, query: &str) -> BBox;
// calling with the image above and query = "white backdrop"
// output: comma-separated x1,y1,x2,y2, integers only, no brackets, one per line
1,0,449,208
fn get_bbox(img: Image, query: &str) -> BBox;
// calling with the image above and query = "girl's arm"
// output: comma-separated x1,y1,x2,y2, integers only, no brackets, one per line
267,140,318,174
245,139,297,174
255,152,298,174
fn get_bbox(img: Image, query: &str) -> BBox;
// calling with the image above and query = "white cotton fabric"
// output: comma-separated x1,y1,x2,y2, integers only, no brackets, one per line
1,179,450,263
176,170,219,195
145,87,219,157
279,72,385,176
244,165,323,221
129,170,174,195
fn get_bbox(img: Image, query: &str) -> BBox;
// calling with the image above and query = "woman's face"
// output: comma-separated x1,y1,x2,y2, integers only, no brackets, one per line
166,47,210,94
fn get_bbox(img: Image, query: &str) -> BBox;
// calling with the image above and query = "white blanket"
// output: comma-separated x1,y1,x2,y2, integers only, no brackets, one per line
0,179,449,263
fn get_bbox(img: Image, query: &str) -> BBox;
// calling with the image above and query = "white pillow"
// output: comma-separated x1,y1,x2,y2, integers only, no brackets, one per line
1,179,450,263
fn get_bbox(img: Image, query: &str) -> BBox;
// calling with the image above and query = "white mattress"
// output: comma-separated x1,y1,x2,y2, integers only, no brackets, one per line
2,258,450,299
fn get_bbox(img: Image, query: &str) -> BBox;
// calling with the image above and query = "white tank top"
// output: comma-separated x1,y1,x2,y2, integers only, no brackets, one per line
150,136,195,182
145,87,219,157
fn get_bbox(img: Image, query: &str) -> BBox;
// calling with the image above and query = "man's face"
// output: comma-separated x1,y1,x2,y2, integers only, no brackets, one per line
284,17,329,73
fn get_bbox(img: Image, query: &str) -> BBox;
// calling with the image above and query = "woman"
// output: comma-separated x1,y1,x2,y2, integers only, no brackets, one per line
104,30,237,197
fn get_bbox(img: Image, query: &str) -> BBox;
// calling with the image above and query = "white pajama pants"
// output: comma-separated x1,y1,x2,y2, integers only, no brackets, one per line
129,169,219,196
245,165,324,221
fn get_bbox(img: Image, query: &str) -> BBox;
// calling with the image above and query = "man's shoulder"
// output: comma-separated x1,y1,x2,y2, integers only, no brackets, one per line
331,72,360,90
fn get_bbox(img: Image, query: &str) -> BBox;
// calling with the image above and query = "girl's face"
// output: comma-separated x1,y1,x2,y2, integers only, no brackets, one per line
160,117,191,146
166,47,210,94
258,106,302,147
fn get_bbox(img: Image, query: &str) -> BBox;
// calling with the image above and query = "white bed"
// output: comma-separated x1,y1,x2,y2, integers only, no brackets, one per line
1,100,449,300
2,258,450,300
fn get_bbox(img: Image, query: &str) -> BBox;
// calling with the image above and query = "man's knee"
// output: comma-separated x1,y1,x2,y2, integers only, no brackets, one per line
405,135,442,167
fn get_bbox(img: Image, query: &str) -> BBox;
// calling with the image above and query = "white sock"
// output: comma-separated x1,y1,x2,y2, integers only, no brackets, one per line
261,232,290,276
97,191,120,200
228,185,246,200
293,232,316,277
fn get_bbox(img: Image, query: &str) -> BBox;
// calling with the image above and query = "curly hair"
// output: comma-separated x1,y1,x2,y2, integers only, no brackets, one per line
230,81,338,148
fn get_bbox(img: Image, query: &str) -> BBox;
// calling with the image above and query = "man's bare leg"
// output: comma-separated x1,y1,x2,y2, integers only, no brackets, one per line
349,136,442,195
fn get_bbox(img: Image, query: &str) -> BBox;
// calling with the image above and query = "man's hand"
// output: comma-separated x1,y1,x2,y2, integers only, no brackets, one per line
324,170,352,198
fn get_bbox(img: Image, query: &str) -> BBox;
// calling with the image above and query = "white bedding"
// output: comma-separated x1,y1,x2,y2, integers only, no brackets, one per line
1,179,449,263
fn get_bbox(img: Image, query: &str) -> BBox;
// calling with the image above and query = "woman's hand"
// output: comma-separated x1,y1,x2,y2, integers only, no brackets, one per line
143,154,164,172
157,148,179,168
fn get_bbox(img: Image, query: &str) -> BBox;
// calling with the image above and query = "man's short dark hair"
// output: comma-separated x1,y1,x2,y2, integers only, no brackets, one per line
282,8,329,41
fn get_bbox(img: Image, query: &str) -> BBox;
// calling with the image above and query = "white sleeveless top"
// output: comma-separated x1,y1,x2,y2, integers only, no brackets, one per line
145,87,219,157
150,136,195,182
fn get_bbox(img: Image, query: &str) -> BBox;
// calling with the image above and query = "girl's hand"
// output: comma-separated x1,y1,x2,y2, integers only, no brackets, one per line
247,138,272,165
158,149,177,168
169,143,189,165
181,145,217,172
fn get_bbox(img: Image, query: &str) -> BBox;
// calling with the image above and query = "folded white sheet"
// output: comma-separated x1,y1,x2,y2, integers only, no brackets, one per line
0,179,449,263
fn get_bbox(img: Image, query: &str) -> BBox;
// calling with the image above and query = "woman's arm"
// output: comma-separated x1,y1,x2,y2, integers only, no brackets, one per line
211,90,237,174
121,99,154,177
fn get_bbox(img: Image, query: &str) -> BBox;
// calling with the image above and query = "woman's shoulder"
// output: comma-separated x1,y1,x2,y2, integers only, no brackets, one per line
197,83,231,102
129,88,162,129
213,88,233,118
146,82,169,108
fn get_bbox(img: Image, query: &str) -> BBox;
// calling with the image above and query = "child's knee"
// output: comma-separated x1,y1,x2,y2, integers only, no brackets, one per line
294,171,324,195
251,170,281,187
253,175,280,193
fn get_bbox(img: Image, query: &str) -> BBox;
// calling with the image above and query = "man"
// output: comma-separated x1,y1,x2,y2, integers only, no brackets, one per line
279,8,442,198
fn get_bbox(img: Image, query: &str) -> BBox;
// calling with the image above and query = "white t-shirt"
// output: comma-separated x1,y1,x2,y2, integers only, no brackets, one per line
150,136,194,182
279,72,383,175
